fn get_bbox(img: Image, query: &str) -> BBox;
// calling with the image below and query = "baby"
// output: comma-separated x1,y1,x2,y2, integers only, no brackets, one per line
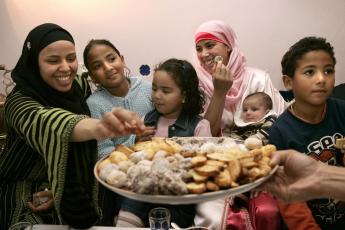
231,92,277,147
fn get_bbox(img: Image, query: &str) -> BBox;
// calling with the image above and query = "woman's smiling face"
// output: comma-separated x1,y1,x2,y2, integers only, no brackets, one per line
196,39,231,74
38,40,78,92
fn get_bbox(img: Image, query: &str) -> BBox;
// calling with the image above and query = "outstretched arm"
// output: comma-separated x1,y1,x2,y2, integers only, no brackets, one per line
71,107,146,142
258,149,345,202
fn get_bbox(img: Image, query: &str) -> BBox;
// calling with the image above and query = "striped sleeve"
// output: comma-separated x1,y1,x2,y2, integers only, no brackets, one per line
3,90,100,227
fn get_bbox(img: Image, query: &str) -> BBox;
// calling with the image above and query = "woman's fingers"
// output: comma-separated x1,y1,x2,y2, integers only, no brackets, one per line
27,189,54,212
136,126,156,141
101,108,146,138
27,199,54,212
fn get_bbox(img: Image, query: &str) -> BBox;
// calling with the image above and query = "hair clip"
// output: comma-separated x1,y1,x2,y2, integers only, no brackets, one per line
26,42,31,50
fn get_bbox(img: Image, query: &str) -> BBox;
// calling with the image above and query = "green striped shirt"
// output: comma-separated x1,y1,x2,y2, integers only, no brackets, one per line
0,76,100,229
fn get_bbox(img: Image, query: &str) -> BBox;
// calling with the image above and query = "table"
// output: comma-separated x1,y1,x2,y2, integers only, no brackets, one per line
33,225,148,230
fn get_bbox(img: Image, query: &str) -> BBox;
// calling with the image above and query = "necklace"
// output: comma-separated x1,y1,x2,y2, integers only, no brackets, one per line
289,102,327,124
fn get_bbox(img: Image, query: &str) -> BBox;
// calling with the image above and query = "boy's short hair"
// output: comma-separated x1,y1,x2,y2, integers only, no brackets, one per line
281,36,336,77
244,92,273,110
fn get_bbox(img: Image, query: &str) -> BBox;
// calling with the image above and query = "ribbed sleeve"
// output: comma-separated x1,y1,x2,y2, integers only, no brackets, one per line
0,76,100,229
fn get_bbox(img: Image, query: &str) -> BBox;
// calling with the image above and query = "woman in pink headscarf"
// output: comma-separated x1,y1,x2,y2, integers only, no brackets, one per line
194,20,287,136
194,20,284,230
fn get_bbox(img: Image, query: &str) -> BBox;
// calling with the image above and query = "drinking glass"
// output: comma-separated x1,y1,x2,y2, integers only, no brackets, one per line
149,207,171,230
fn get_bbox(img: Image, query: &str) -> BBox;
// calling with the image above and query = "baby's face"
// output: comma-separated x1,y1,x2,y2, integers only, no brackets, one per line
242,97,268,122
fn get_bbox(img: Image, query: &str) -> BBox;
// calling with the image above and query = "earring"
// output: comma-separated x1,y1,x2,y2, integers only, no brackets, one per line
124,66,131,78
182,98,185,104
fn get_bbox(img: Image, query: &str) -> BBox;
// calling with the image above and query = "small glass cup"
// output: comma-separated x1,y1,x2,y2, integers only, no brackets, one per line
8,222,33,230
149,207,171,230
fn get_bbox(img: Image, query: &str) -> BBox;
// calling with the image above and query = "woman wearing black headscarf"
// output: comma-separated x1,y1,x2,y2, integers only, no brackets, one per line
0,23,145,229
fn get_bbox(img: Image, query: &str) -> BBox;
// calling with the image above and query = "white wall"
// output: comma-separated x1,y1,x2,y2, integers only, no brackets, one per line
1,0,345,95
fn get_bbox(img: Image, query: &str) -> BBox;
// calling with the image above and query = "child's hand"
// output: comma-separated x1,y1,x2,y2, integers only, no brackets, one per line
212,60,233,95
135,126,156,142
27,189,54,212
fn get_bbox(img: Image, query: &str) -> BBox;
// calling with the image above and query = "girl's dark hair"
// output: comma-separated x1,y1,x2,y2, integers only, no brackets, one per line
83,39,121,70
281,36,336,77
154,58,206,117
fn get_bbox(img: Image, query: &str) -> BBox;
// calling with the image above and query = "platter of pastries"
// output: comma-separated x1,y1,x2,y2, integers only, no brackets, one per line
94,137,278,204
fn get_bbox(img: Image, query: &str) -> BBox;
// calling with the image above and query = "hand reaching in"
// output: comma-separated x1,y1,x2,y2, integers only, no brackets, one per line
135,126,156,142
93,107,146,140
257,149,321,203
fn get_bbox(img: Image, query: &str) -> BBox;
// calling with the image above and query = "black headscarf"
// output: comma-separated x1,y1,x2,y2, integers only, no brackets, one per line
11,23,89,115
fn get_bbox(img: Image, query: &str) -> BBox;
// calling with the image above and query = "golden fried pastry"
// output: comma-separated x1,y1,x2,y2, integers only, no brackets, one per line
116,144,135,156
156,142,175,155
188,169,209,182
206,181,220,191
194,164,220,177
186,182,207,194
180,150,196,157
227,159,241,182
132,141,152,152
224,148,245,159
214,169,232,188
261,144,277,157
205,160,225,169
239,155,259,169
248,167,264,181
109,151,128,164
191,156,207,167
144,148,155,160
207,153,234,162
97,158,112,171
249,148,263,162
165,139,183,153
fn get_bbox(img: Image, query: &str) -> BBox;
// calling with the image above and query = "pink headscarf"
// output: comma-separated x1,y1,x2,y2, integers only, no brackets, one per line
195,20,249,111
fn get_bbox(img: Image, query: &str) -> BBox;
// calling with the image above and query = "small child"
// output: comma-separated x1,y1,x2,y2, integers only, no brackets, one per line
207,92,280,230
116,58,212,228
231,92,277,145
144,58,211,137
269,36,345,229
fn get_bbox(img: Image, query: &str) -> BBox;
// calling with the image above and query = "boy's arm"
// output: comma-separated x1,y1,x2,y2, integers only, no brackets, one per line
278,202,321,230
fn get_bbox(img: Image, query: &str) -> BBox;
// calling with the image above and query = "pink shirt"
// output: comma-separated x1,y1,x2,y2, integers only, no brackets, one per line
154,117,212,137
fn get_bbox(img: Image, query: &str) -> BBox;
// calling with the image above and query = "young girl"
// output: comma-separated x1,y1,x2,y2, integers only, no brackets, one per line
117,58,212,228
83,39,154,226
84,39,154,159
144,58,211,137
